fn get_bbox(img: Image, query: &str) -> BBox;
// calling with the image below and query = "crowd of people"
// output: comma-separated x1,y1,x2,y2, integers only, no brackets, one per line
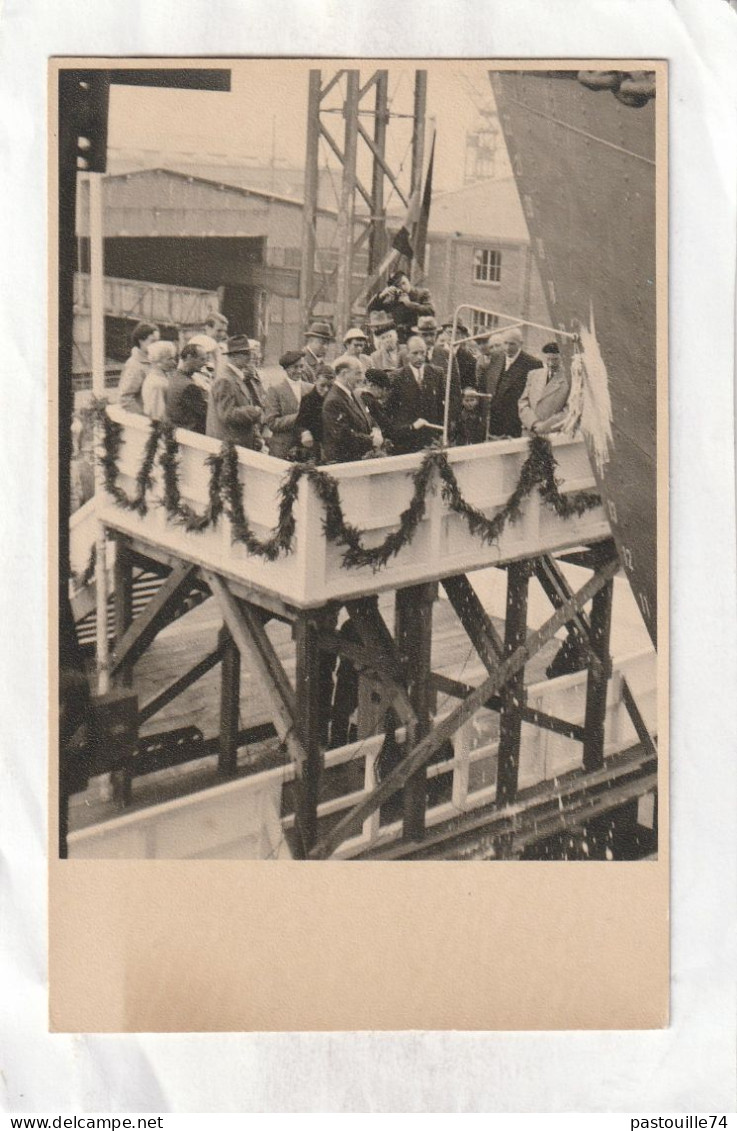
80,271,573,484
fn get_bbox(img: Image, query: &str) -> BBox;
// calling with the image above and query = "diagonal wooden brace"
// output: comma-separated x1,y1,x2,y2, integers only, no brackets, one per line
441,573,504,669
310,557,620,859
110,561,197,678
621,677,657,759
205,571,307,776
342,597,417,727
533,555,603,675
315,628,417,729
139,641,227,724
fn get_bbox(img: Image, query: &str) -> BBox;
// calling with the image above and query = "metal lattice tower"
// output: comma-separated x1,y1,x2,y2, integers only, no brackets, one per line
299,68,427,339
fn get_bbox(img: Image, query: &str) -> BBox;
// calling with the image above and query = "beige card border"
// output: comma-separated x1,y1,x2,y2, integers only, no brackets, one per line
48,56,669,1033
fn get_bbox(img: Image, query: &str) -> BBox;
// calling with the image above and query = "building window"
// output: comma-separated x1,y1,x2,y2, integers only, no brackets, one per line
472,310,499,337
473,247,502,284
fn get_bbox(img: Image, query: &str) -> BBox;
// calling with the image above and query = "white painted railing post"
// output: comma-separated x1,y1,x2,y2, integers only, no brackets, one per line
89,172,110,696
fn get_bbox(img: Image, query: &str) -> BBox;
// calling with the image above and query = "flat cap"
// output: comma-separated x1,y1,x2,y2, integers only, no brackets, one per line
279,349,305,369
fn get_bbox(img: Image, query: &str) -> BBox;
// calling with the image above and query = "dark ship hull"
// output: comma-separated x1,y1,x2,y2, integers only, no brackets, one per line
491,70,658,647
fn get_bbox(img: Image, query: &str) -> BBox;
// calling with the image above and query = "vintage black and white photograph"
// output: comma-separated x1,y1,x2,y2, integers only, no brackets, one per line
57,59,662,864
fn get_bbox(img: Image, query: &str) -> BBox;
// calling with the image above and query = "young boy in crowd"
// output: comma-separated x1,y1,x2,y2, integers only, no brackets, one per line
451,386,487,446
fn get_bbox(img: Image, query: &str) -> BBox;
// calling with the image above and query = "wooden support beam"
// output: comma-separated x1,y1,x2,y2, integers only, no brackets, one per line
621,677,657,759
205,572,314,851
299,68,322,329
430,672,587,743
344,598,410,690
111,535,135,804
310,558,619,859
315,627,416,727
109,561,196,677
113,535,134,686
293,616,324,856
368,69,389,275
139,642,226,724
319,69,345,103
336,70,361,339
441,574,504,668
533,555,601,674
318,119,374,211
497,561,530,807
218,626,241,776
357,118,408,208
395,583,436,841
582,576,615,772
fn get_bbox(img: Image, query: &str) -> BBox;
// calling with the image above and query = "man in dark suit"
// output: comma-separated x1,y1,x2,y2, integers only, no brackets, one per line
301,320,334,383
321,356,382,464
205,335,265,450
165,343,209,434
486,328,540,438
384,335,447,454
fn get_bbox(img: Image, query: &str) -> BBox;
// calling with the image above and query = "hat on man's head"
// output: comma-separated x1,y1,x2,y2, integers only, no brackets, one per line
542,341,561,355
187,333,218,353
305,320,334,341
343,327,369,344
364,368,391,390
441,320,469,338
279,349,305,370
367,310,395,333
413,315,440,335
225,334,252,356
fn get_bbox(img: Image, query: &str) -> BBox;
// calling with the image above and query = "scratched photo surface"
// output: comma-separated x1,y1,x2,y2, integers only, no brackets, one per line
52,58,667,1031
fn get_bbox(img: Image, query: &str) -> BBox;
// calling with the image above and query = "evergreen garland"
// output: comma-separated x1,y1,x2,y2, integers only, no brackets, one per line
86,401,601,573
159,422,225,532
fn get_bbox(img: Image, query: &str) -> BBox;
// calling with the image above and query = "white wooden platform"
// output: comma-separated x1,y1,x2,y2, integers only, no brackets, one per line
99,406,611,608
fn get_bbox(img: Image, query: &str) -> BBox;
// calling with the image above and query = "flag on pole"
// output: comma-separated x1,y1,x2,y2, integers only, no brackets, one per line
391,186,422,261
390,127,435,267
354,130,436,309
412,129,435,274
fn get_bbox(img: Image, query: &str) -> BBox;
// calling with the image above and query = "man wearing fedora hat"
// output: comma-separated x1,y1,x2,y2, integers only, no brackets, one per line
206,334,266,450
342,326,372,372
301,320,334,383
263,350,313,460
368,311,400,372
518,341,571,435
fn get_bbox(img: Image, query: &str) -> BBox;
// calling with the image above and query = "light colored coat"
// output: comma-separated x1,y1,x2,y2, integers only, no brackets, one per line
263,376,313,459
118,347,149,414
141,367,170,421
518,366,571,433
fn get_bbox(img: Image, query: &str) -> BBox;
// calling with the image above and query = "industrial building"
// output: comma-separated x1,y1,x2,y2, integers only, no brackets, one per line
72,163,550,375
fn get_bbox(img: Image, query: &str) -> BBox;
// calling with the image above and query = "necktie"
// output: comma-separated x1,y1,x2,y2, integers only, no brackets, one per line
354,392,372,427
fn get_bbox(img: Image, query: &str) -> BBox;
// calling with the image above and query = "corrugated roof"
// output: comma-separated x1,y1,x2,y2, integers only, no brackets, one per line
101,167,367,223
428,177,530,242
